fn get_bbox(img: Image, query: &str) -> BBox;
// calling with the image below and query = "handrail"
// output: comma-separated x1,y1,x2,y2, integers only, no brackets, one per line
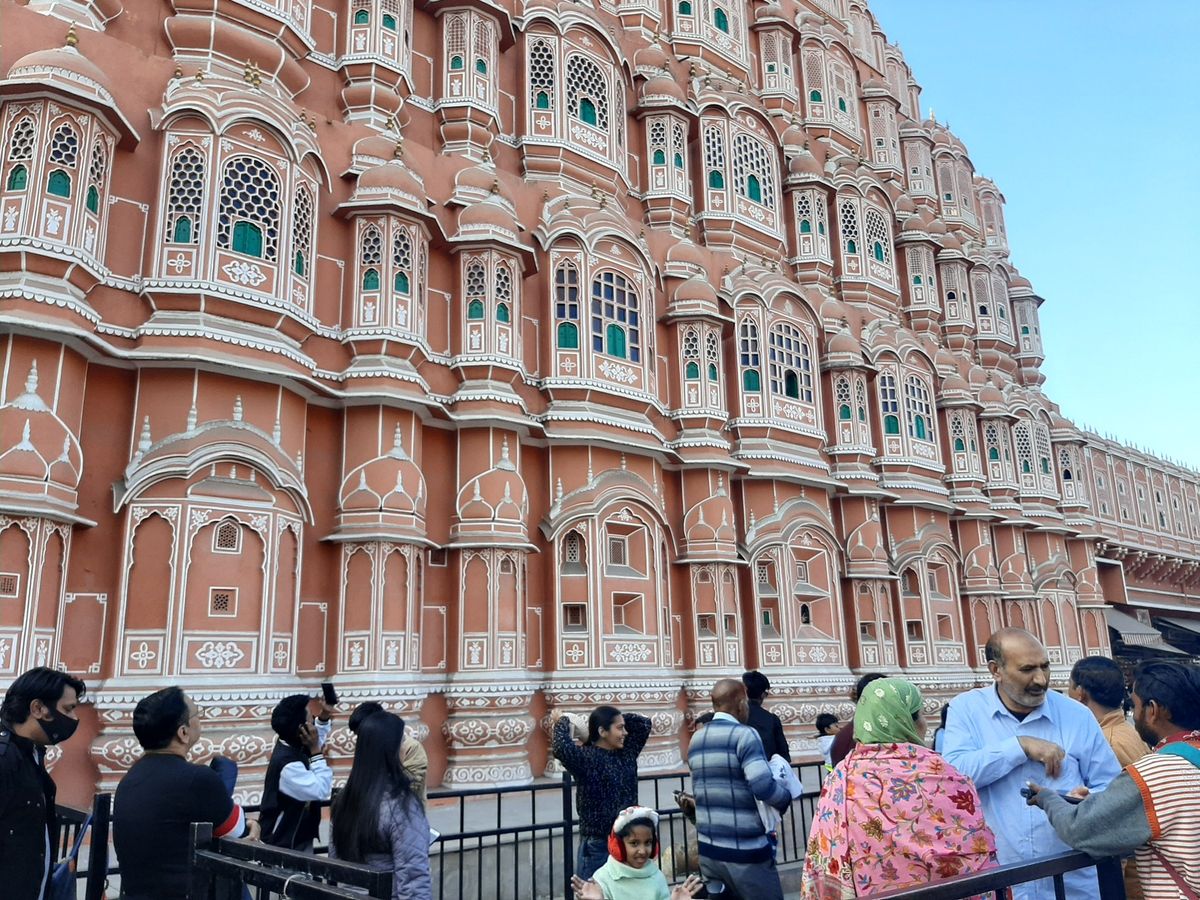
862,850,1126,900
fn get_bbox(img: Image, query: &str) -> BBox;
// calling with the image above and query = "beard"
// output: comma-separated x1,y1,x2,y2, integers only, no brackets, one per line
1002,681,1047,710
1134,718,1158,748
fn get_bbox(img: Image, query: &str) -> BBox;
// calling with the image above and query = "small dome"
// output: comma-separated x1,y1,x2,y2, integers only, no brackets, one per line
939,231,963,253
1009,274,1033,290
358,157,423,199
674,275,717,305
0,362,81,491
340,427,426,517
780,120,806,151
895,193,917,215
459,196,519,235
641,73,686,103
935,347,958,370
754,1,787,22
788,143,823,177
978,383,1005,406
455,157,503,198
828,328,861,355
352,134,401,165
901,213,926,234
633,42,670,72
667,238,708,270
925,217,948,235
967,365,988,387
862,76,887,92
940,372,971,394
820,295,848,322
8,44,114,100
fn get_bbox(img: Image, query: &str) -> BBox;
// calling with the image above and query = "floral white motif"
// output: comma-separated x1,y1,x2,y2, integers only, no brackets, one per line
609,642,652,664
222,260,267,287
194,640,246,668
3,205,17,231
129,641,157,669
167,253,189,273
598,360,638,384
84,226,96,252
45,209,62,235
244,129,265,142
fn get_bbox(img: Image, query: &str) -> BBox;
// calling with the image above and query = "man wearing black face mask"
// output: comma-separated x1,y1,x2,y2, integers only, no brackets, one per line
0,666,86,900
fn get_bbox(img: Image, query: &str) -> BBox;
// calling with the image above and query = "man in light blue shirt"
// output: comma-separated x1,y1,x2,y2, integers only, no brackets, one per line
943,628,1121,900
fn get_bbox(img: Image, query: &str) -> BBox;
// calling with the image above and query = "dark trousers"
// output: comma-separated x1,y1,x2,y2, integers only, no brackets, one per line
699,855,784,900
576,836,610,881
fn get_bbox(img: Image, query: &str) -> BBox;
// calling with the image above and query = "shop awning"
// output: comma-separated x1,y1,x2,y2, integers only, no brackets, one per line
1155,616,1200,638
1104,608,1186,653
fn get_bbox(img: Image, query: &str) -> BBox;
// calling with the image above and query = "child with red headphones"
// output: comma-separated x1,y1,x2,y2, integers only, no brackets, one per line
571,806,704,900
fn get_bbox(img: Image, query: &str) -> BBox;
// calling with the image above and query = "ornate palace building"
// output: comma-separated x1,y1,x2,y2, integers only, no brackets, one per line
1,0,1198,799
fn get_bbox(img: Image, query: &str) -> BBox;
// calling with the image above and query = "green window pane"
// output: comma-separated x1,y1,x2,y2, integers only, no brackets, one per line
382,13,397,29
395,271,410,294
678,0,692,12
954,437,966,452
858,406,866,422
988,446,1000,461
653,149,666,165
746,174,761,203
86,185,99,213
873,242,885,262
799,219,812,234
839,404,852,421
467,298,484,319
838,97,847,112
714,7,729,32
674,153,684,169
818,222,826,235
742,369,760,392
558,321,579,349
6,165,27,191
496,303,510,323
685,361,700,379
294,251,305,276
606,323,626,358
1041,458,1051,474
535,91,550,109
1022,460,1031,474
362,267,380,291
784,370,799,399
809,89,822,102
884,415,900,435
172,216,192,244
708,170,724,189
913,274,922,285
580,98,597,126
1021,325,1030,335
846,239,857,254
232,220,263,257
451,55,464,70
914,416,927,441
47,169,71,197
475,58,487,74
707,363,718,381
353,9,369,24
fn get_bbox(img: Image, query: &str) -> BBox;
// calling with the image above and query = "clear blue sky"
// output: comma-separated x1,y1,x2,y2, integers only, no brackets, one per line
870,0,1200,469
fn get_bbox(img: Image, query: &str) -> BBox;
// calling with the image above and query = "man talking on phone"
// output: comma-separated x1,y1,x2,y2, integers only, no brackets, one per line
259,693,336,851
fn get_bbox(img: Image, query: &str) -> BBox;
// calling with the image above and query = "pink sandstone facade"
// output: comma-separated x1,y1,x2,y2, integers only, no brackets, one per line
1,0,1198,802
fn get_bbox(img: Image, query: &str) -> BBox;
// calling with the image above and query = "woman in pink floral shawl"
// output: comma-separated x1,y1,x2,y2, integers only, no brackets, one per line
801,678,997,899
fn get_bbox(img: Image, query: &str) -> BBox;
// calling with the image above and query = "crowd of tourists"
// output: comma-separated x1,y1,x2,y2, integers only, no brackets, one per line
1,626,1198,900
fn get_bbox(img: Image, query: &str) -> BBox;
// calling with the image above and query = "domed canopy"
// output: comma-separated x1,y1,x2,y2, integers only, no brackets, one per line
640,72,686,104
633,42,670,72
338,425,426,522
458,194,520,236
674,275,718,305
2,39,139,146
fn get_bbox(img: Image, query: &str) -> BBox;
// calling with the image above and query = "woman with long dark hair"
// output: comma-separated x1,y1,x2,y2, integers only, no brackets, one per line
331,712,431,900
553,704,653,880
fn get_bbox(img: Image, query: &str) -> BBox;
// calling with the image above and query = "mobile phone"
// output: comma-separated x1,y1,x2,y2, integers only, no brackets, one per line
1020,786,1083,804
320,681,338,706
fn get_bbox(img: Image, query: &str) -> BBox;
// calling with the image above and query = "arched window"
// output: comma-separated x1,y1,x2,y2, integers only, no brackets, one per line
529,39,555,110
47,170,71,197
392,229,412,294
5,165,27,191
879,373,900,435
706,332,719,382
86,185,99,213
555,262,580,349
733,133,775,209
475,58,487,74
904,375,933,441
809,89,822,102
451,55,464,70
839,199,860,256
566,55,608,130
713,6,729,32
799,218,812,234
683,329,700,380
739,318,761,391
591,271,640,362
864,207,891,266
217,156,281,261
383,13,397,30
652,148,666,165
768,322,813,403
704,124,726,192
354,8,370,24
48,122,79,171
166,146,205,244
678,0,692,12
360,225,382,290
495,262,513,324
6,116,37,176
292,186,313,278
465,261,486,320
85,140,106,214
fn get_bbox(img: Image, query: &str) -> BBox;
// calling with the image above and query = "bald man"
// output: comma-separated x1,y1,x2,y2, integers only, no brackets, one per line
686,679,792,900
942,628,1120,900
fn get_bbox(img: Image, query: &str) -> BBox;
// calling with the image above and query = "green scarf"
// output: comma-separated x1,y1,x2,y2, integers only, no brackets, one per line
853,677,924,745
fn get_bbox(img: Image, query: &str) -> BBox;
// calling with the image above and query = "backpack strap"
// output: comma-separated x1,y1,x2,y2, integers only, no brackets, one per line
1158,743,1200,769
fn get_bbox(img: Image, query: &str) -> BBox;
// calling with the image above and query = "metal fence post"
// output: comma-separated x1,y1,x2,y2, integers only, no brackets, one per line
85,793,111,900
561,771,575,899
189,821,214,900
1095,855,1127,900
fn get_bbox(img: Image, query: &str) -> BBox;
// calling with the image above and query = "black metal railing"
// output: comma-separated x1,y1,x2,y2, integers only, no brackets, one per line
53,792,112,900
862,850,1126,900
188,822,393,899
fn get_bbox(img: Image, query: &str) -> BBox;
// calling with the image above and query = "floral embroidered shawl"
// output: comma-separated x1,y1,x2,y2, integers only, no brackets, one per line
800,742,998,899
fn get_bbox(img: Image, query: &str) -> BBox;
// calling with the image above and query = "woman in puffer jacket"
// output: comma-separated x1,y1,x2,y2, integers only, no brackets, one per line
331,711,432,900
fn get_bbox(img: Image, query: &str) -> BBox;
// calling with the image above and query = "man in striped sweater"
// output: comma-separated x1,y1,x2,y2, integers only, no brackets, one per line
687,679,793,900
1028,660,1200,899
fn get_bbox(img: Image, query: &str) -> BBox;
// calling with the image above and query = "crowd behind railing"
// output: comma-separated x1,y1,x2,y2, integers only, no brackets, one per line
4,626,1198,900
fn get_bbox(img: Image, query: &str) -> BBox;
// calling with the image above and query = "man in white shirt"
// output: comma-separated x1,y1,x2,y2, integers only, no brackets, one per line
942,628,1120,900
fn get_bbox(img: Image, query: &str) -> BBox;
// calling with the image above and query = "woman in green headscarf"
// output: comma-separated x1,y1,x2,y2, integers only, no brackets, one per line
801,678,997,899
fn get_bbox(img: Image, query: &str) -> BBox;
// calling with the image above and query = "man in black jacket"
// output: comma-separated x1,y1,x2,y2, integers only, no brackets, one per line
0,667,86,900
742,671,790,762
